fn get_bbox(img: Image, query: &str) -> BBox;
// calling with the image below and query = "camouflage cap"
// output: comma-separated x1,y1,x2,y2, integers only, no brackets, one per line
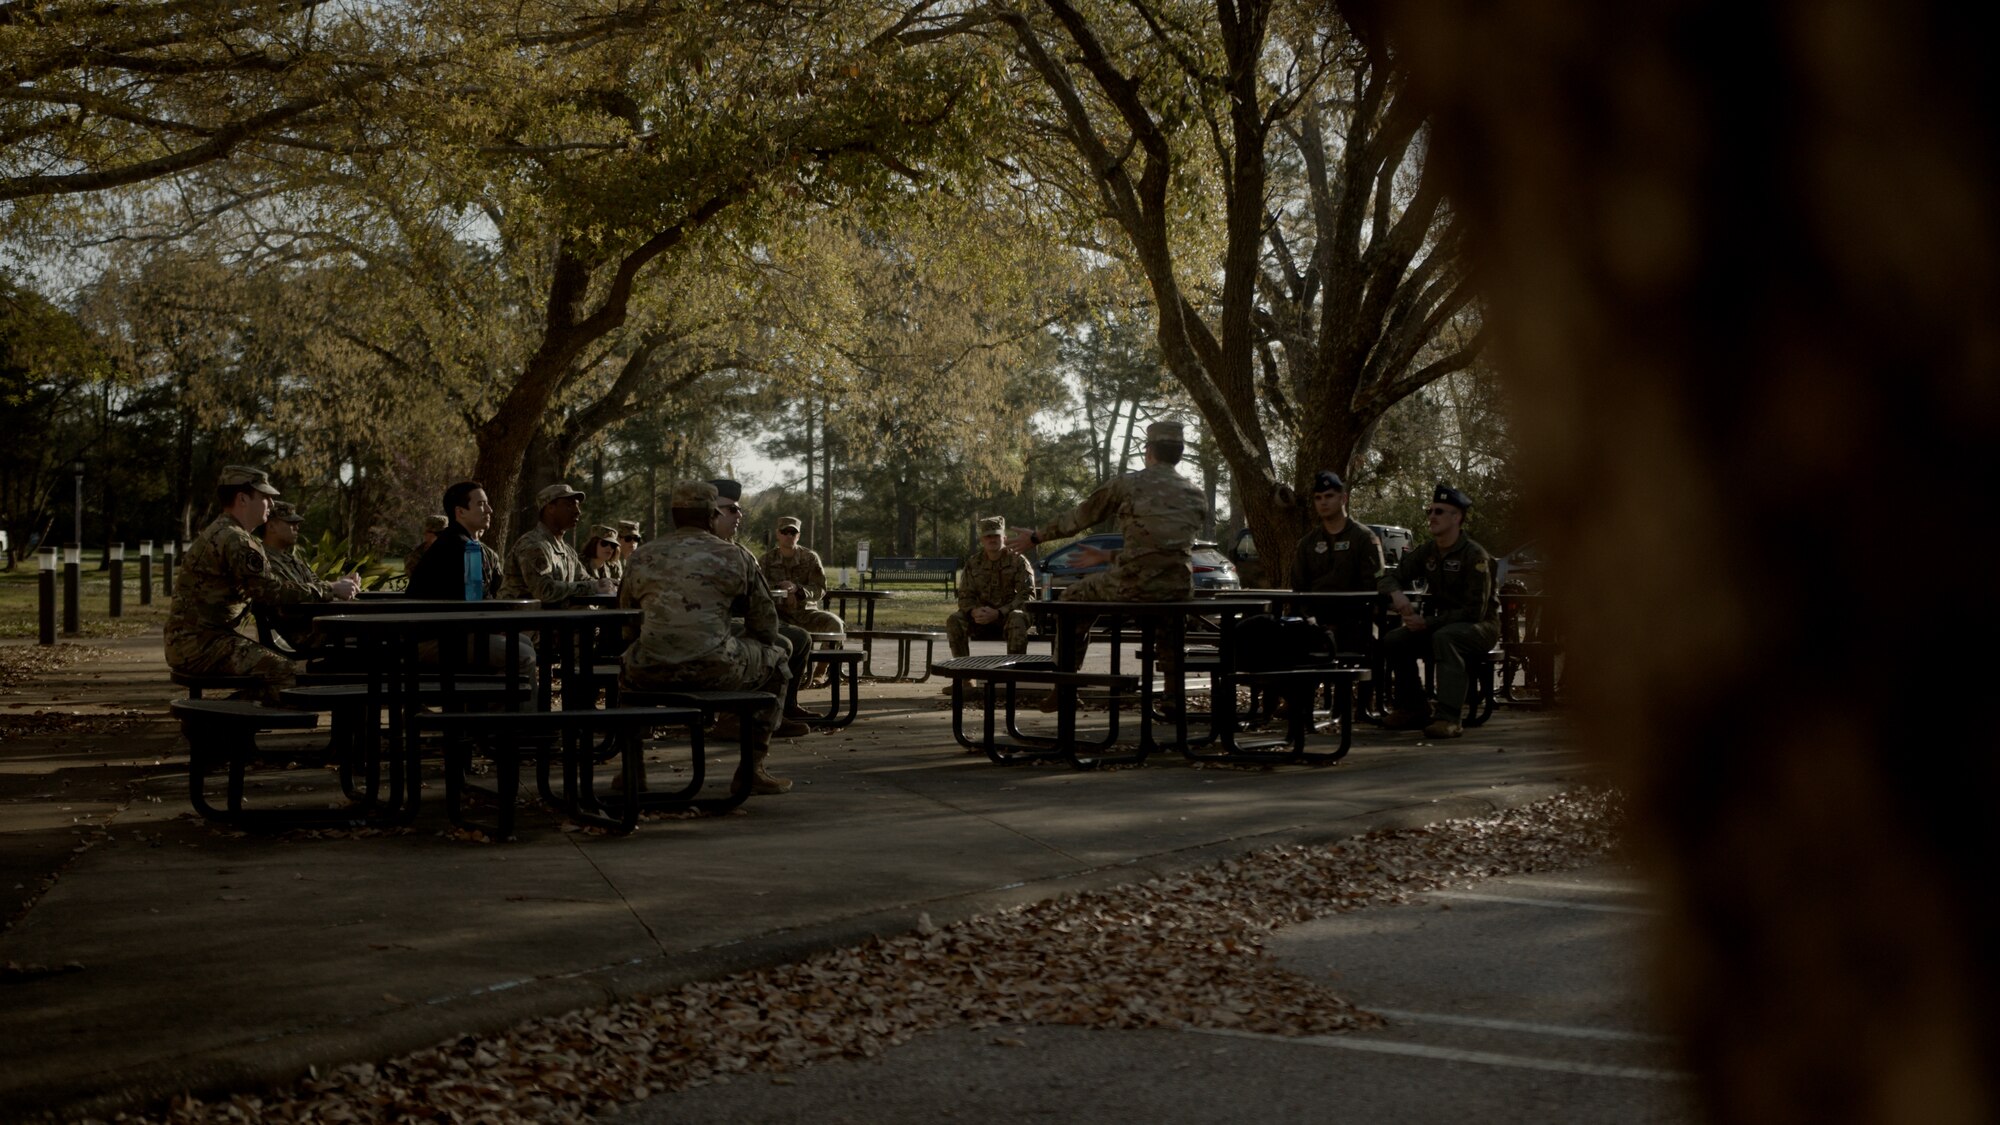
671,480,720,509
1432,482,1474,512
535,482,585,508
708,478,743,502
777,516,802,532
270,501,306,523
422,514,449,533
616,519,642,538
586,523,619,543
1145,420,1185,444
978,515,1006,536
219,465,280,496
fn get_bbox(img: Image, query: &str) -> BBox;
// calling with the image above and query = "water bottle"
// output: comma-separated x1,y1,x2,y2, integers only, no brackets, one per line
463,539,484,601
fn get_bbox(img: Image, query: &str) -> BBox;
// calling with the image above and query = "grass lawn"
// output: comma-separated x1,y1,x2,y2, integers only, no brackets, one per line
838,587,957,630
0,565,170,640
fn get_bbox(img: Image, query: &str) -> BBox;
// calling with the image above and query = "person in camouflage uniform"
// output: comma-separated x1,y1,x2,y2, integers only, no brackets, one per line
499,482,613,607
165,466,358,704
713,482,813,730
758,516,844,636
615,519,642,571
948,515,1035,658
581,524,622,584
404,514,447,580
619,481,793,795
1009,420,1208,684
1291,469,1387,655
252,500,352,652
1378,482,1502,739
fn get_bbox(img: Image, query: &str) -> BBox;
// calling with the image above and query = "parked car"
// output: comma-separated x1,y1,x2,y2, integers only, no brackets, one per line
1036,534,1243,596
1227,523,1415,575
1495,539,1546,593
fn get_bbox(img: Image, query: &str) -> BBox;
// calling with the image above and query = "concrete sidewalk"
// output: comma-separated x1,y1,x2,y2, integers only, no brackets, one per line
0,632,1587,1120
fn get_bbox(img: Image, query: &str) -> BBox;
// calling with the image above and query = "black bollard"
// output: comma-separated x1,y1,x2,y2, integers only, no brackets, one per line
62,543,80,636
162,543,175,597
139,541,153,606
108,544,124,617
38,548,57,645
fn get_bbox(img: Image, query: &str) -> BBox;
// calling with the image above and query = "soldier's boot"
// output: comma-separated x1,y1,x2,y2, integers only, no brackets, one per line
1423,703,1464,739
1383,708,1431,731
774,717,810,737
732,744,792,795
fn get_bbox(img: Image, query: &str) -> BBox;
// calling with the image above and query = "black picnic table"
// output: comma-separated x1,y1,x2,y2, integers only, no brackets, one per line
824,587,895,631
315,607,641,829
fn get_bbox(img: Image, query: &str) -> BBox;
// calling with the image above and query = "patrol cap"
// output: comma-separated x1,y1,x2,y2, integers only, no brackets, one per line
422,514,449,533
219,465,280,496
616,519,642,538
777,516,802,532
271,501,306,523
1432,482,1474,512
586,524,619,543
1312,469,1346,494
978,515,1006,536
709,479,743,502
671,480,720,509
1145,420,1185,444
535,482,585,508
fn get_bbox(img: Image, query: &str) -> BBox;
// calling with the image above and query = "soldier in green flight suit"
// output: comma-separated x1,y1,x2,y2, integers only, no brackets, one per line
1377,482,1501,738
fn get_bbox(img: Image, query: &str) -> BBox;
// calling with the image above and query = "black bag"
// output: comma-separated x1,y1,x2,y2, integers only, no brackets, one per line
1234,614,1335,671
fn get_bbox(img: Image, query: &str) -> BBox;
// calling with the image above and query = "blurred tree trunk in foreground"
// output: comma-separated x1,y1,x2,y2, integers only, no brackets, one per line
1369,1,1998,1121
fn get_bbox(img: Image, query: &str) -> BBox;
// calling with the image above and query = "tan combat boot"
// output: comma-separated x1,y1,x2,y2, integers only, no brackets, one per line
732,745,793,796
1383,708,1430,731
1423,713,1464,739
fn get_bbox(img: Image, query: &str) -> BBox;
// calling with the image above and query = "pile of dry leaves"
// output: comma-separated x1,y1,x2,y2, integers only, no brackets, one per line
112,789,1622,1124
0,643,110,689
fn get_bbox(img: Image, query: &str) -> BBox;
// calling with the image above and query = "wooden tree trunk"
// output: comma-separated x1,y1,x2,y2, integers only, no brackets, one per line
1378,1,1999,1121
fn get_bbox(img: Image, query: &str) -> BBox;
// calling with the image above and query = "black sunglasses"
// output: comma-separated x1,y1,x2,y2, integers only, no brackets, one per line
619,535,640,543
778,528,799,535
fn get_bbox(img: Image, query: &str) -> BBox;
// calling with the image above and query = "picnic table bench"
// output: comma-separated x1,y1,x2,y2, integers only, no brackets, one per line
863,556,959,595
933,655,1143,768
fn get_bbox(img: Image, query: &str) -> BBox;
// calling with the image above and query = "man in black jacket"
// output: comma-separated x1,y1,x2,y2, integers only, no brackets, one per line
409,480,535,683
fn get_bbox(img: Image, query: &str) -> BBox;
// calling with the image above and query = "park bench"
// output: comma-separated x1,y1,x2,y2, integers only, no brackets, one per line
847,629,946,681
617,689,775,815
934,654,1143,769
170,699,368,830
170,670,268,700
1206,665,1371,765
864,556,959,595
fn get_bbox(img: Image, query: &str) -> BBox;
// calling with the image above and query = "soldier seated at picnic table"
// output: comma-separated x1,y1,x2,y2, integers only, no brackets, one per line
1377,482,1502,739
251,500,354,652
947,514,1035,660
619,480,794,796
499,482,616,607
404,514,447,581
1292,468,1387,655
759,516,844,637
581,524,622,586
165,465,359,704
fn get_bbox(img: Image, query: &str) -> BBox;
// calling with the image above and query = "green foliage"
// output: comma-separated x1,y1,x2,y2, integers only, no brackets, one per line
296,530,396,591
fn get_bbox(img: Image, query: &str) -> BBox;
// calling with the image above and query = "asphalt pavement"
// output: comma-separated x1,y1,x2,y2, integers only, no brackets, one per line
1,632,1595,1120
613,864,1692,1125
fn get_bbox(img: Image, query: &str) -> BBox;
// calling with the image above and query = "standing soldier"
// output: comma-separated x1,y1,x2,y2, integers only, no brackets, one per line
1291,469,1387,655
1378,483,1502,738
758,516,845,637
1008,420,1208,689
620,481,793,796
948,515,1035,658
404,514,447,579
165,466,358,704
499,482,613,607
712,482,813,731
253,500,355,652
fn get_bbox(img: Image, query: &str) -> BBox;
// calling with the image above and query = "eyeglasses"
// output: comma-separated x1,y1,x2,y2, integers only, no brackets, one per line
1425,507,1455,517
778,528,798,536
619,536,640,544
717,504,743,514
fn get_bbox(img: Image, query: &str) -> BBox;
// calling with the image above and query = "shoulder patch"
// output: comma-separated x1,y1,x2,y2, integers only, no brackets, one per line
1474,560,1488,572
